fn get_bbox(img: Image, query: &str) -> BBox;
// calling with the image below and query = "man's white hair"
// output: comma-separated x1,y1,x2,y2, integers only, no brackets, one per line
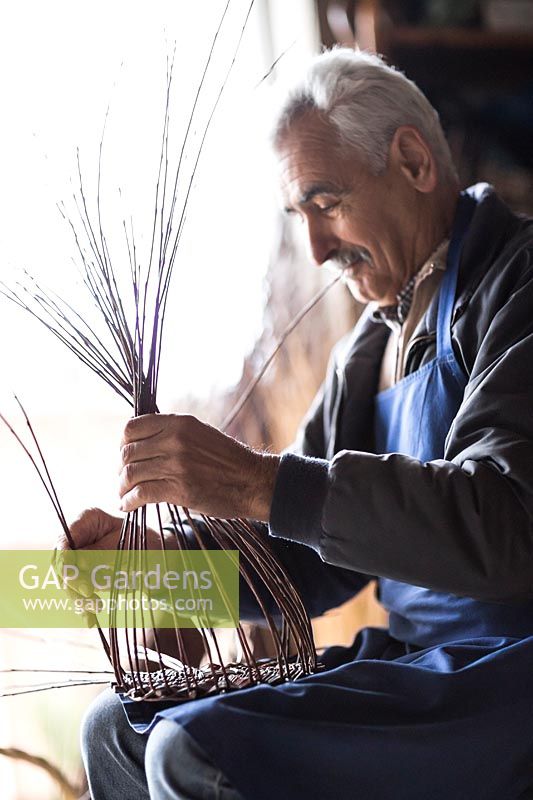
273,48,457,183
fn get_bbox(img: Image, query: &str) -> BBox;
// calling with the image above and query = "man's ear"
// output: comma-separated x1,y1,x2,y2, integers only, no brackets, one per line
389,126,437,193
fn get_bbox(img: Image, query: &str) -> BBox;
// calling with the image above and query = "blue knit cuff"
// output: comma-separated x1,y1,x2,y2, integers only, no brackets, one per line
268,452,329,550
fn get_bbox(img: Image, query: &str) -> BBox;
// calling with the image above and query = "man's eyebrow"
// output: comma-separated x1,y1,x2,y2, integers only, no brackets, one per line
284,184,346,213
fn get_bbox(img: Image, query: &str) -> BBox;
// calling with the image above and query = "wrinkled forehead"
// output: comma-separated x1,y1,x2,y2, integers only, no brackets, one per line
274,111,356,206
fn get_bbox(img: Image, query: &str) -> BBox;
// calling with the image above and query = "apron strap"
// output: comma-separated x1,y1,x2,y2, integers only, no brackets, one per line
436,192,478,360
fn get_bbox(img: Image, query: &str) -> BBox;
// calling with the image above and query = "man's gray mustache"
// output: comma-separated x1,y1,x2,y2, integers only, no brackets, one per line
330,248,373,272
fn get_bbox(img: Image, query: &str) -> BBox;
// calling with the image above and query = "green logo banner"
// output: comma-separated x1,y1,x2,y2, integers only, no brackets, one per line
0,550,239,628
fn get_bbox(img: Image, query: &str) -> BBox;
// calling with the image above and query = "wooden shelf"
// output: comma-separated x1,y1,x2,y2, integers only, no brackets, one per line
388,26,533,50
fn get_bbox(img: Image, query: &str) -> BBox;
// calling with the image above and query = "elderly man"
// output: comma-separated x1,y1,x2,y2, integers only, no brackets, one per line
78,49,533,799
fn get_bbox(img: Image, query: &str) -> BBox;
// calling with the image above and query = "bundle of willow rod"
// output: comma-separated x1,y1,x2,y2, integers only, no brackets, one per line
0,0,325,702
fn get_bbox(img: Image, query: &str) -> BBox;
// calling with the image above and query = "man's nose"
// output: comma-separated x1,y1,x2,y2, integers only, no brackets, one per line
306,216,339,267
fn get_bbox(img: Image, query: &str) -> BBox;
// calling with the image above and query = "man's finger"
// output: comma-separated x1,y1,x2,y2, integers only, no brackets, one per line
120,479,173,512
120,414,166,447
68,508,123,547
119,439,166,473
69,508,106,547
119,457,175,499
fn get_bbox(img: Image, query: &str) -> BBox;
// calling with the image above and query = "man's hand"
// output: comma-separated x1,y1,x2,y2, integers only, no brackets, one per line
59,507,166,551
58,508,123,551
118,414,280,521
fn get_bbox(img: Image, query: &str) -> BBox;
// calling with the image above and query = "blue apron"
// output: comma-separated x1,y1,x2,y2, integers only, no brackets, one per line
122,189,533,799
375,190,533,650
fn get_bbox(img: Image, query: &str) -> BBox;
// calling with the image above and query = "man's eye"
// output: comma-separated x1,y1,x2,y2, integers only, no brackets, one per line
285,209,304,224
317,201,340,214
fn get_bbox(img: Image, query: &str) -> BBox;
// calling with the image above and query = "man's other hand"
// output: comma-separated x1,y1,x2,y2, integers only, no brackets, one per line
59,508,124,551
118,414,280,521
61,507,172,552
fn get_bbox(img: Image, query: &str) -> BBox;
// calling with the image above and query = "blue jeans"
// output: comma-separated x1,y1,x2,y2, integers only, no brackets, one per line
81,689,244,800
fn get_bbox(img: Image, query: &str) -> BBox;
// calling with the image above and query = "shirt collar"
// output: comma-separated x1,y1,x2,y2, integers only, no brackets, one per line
371,238,449,327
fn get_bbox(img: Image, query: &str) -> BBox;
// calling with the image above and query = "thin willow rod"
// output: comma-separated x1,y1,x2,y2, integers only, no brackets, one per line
127,515,148,687
73,122,151,413
96,115,115,293
66,186,133,353
0,405,115,664
0,680,110,698
116,513,167,695
14,396,71,536
199,517,286,679
123,213,139,291
161,2,231,258
214,518,312,673
144,51,173,347
173,518,240,688
225,518,314,660
18,285,126,389
155,59,172,276
1,679,107,693
156,505,199,694
0,406,115,658
154,32,291,358
0,668,114,674
0,282,134,404
78,143,128,336
162,506,205,692
128,218,144,411
213,521,295,648
254,39,297,89
221,273,342,430
193,515,295,679
168,509,240,690
168,509,233,691
110,517,138,689
73,179,135,377
221,519,316,669
73,149,109,282
178,506,307,680
212,515,308,634
0,279,120,383
68,191,118,323
0,411,74,549
140,50,174,353
100,213,136,372
152,0,257,396
70,167,137,383
166,0,257,283
29,276,132,388
71,254,132,377
232,517,316,652
136,509,164,694
68,235,125,346
2,630,102,651
135,52,176,407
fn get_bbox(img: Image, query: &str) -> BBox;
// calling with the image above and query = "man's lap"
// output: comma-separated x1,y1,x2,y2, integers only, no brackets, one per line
83,630,533,799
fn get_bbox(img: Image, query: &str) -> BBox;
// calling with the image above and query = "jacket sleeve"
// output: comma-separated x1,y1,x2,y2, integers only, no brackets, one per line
269,254,533,603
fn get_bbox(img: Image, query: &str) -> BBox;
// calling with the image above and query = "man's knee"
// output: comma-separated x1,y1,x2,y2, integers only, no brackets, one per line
145,720,219,798
80,688,130,763
81,689,150,800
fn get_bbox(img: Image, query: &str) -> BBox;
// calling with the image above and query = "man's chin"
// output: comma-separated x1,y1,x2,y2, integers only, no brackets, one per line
344,276,377,304
343,272,393,305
